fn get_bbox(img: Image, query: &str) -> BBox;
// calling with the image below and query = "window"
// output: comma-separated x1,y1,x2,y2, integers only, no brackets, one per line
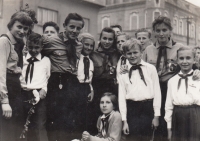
145,11,147,28
82,18,90,33
37,7,58,25
113,0,120,4
154,0,160,7
0,0,3,18
130,12,138,30
153,10,161,20
123,0,130,2
102,16,110,29
179,20,183,35
190,24,195,38
173,17,178,34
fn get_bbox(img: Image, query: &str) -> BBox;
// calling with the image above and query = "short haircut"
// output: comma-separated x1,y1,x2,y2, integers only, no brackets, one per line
7,11,33,31
135,28,151,38
122,39,142,54
110,25,122,31
152,16,173,31
27,32,43,47
43,21,60,33
64,13,84,28
99,27,116,49
177,47,195,58
193,46,200,54
100,92,118,111
116,32,130,40
78,32,95,48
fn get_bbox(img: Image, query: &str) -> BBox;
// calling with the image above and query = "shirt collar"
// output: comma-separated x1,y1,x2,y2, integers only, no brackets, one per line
179,70,193,75
100,110,114,119
63,31,79,44
127,59,146,69
80,54,89,59
26,53,42,61
155,39,173,49
6,32,17,45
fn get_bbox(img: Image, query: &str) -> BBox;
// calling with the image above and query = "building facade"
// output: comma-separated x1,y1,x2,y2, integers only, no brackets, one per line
0,0,105,41
98,0,200,46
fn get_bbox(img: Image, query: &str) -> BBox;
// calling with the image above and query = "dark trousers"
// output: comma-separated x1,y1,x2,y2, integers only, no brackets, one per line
21,89,48,141
46,72,81,141
90,78,118,134
172,105,200,141
0,73,23,141
126,100,154,141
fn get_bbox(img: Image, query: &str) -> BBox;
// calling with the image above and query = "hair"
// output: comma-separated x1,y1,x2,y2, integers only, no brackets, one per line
193,46,200,54
99,27,116,49
79,32,95,48
177,47,195,58
122,39,142,54
64,13,84,28
152,16,173,31
26,32,43,47
135,28,151,38
43,21,60,33
100,92,118,111
110,25,122,31
7,11,33,31
116,32,129,41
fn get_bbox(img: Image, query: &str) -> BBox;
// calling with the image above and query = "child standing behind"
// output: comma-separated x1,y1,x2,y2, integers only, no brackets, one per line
165,47,200,141
20,33,51,141
117,40,161,141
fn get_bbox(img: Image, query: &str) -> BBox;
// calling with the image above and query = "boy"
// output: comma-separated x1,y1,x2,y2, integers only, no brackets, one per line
110,24,122,36
116,32,128,55
43,21,59,37
165,47,200,141
20,33,51,141
117,40,161,141
135,28,152,51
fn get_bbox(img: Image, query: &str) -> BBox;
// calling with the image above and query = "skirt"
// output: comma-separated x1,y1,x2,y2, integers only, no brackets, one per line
172,105,200,141
0,73,23,141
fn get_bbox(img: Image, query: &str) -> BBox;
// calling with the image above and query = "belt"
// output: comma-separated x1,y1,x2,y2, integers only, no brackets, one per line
127,99,153,103
175,104,199,108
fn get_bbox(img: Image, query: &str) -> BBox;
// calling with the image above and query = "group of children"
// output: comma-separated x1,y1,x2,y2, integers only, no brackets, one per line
1,9,200,141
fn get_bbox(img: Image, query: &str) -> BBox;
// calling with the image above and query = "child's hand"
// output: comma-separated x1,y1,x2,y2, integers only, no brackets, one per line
167,128,172,141
39,89,47,99
193,69,200,81
88,90,94,102
120,65,128,74
152,116,159,129
2,104,12,118
82,131,90,141
122,121,129,135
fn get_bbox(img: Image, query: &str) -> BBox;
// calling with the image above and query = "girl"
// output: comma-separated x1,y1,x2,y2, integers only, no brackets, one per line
81,92,122,141
0,11,33,141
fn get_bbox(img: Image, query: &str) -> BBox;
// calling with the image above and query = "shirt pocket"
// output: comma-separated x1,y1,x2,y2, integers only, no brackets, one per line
53,50,67,56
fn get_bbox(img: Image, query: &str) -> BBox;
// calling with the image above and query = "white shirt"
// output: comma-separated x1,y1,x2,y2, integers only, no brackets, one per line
77,54,94,83
165,70,200,129
20,53,51,92
118,60,161,121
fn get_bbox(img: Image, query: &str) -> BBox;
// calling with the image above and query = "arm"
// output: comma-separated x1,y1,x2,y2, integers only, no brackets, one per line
39,58,51,99
0,37,12,118
89,113,122,141
164,80,174,140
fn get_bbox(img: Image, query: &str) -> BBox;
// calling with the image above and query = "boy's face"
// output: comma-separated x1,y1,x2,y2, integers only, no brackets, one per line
100,31,114,50
82,38,94,56
125,45,142,65
195,49,200,57
136,32,150,50
177,50,194,74
43,26,58,37
63,19,83,40
117,35,126,53
112,27,120,35
27,41,43,57
10,21,29,40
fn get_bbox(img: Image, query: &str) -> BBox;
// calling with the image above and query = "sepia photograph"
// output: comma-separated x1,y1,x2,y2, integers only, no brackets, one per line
0,0,200,141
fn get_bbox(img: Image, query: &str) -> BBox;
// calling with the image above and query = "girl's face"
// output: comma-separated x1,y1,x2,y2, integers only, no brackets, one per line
10,21,29,40
100,31,114,50
82,38,94,56
100,96,114,115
